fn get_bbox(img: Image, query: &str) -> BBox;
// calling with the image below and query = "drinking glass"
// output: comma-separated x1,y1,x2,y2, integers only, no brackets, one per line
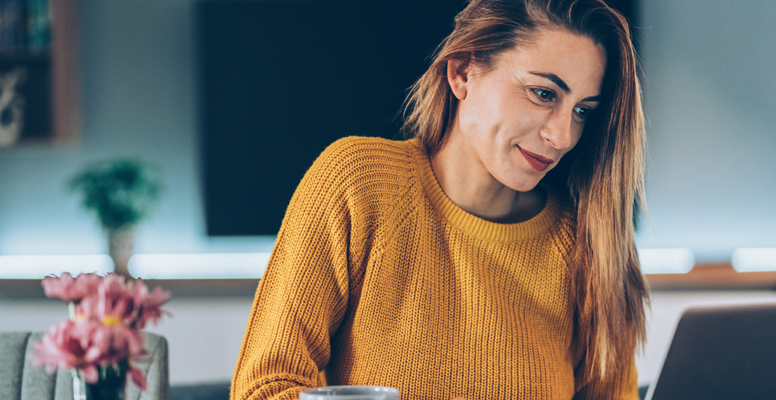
299,385,400,400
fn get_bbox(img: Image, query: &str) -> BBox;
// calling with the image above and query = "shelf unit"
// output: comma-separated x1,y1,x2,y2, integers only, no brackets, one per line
0,0,80,146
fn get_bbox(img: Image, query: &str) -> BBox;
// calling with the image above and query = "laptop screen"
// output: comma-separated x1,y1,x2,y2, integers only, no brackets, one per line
646,303,776,400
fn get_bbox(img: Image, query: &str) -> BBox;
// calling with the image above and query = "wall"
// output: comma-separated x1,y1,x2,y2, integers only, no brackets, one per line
635,0,776,261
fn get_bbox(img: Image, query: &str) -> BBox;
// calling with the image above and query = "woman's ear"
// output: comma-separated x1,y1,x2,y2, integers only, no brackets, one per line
447,58,471,100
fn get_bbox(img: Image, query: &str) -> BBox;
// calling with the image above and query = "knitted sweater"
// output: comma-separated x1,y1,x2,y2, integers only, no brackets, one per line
232,137,639,400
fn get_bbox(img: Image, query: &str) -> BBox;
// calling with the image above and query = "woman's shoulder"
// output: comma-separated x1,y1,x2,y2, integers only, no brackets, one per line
319,136,417,162
309,136,418,197
313,136,417,180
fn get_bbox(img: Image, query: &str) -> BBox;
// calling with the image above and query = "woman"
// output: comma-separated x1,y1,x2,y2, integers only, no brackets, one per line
232,0,648,399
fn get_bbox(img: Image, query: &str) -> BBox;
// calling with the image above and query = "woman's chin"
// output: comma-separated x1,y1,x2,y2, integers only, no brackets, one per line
502,177,542,193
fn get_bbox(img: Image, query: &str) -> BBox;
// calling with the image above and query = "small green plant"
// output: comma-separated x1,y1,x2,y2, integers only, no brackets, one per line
68,159,161,231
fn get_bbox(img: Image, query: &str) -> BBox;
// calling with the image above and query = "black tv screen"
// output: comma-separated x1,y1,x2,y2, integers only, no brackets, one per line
198,0,464,235
198,0,637,236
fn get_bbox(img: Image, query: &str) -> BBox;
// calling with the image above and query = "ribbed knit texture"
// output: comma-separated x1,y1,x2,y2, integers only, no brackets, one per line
231,137,639,400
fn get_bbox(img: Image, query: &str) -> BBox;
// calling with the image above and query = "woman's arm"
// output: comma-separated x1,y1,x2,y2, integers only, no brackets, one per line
231,140,357,400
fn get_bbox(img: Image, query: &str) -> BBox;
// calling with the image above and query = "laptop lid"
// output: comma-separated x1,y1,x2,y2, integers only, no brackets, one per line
645,302,776,400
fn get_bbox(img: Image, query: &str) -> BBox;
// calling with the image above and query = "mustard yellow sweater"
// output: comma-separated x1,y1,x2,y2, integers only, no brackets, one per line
232,137,639,400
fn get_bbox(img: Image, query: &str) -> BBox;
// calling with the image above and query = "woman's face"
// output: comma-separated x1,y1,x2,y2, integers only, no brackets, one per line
449,29,607,192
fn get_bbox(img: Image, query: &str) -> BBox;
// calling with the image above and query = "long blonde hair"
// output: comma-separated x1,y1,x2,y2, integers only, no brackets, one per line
402,0,648,382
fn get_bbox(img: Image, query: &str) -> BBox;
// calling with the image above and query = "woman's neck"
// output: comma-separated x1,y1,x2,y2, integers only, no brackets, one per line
430,131,546,224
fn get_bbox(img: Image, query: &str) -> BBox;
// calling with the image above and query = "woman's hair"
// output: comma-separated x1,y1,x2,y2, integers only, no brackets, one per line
402,0,648,383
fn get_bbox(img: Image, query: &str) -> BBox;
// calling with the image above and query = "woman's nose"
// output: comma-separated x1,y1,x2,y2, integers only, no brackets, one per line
539,109,574,150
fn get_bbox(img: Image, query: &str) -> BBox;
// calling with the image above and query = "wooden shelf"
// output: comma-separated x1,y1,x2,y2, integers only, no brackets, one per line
646,263,776,291
50,0,81,143
4,263,776,300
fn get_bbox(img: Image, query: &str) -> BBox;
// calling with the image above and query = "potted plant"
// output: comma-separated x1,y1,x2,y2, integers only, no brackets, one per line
68,159,161,276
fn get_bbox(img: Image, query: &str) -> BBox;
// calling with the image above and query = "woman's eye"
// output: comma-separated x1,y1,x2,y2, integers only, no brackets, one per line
574,106,592,120
532,88,555,102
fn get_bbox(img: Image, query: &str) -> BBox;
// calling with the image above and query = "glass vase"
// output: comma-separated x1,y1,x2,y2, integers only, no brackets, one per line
72,364,127,400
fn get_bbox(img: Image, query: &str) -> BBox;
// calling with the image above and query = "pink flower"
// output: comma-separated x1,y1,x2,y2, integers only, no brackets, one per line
35,273,170,392
130,279,171,330
73,319,147,364
76,274,135,325
41,272,103,303
31,320,98,381
32,318,148,385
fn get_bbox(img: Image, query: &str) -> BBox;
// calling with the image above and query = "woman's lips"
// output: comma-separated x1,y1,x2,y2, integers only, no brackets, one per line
518,146,554,172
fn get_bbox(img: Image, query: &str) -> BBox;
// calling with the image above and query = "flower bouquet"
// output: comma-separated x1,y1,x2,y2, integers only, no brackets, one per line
32,273,171,400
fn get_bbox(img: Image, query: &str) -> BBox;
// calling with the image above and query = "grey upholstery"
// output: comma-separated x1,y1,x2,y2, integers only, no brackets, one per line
0,331,169,400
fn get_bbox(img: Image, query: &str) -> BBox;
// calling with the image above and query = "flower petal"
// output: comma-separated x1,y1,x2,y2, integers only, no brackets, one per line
82,364,99,383
129,365,147,390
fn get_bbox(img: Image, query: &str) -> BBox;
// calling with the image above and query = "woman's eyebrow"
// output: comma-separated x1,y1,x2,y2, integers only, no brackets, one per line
529,71,570,93
529,71,601,102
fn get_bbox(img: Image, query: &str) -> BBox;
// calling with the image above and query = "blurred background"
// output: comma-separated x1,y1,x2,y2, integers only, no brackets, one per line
1,0,775,392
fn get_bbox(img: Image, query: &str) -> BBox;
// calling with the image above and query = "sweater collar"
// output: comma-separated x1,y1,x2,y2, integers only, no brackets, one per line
408,138,562,242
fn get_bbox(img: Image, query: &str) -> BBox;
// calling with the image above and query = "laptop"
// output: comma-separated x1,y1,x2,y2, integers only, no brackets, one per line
645,302,776,400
